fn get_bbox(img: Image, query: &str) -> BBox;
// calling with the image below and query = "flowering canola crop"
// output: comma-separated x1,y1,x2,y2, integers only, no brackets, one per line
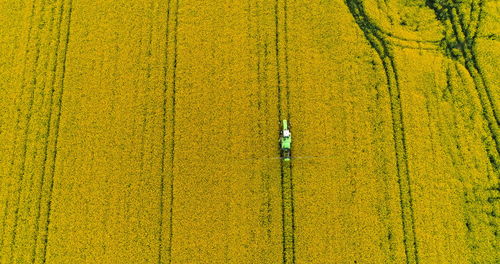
0,0,498,263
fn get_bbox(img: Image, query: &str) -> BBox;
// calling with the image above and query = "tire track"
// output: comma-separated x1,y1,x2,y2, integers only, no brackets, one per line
425,0,499,168
442,41,499,262
440,63,481,262
344,1,419,263
157,0,171,260
252,0,275,255
7,0,46,261
136,0,155,196
470,1,482,40
0,0,37,255
283,0,296,263
29,0,66,262
378,30,441,44
277,35,287,264
13,2,58,259
0,199,7,253
372,0,442,47
371,82,398,263
273,0,285,261
39,0,73,262
275,0,295,263
167,1,178,262
158,0,178,263
388,42,439,51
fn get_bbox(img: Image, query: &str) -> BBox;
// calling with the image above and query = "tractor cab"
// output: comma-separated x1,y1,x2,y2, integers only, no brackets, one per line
280,120,292,161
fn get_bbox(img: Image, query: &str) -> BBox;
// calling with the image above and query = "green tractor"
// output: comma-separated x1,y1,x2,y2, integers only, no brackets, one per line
280,120,292,161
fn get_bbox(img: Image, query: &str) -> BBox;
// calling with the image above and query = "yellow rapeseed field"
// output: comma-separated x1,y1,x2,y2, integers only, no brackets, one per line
0,0,498,263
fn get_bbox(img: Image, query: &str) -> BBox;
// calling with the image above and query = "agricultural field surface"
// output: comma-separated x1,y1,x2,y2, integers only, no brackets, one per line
0,0,498,263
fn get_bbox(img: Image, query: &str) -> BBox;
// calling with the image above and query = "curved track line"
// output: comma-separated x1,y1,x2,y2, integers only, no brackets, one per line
344,1,419,263
426,0,499,168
